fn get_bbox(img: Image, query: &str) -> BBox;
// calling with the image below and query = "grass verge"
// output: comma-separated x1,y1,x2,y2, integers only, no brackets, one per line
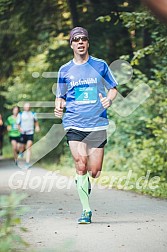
39,156,167,199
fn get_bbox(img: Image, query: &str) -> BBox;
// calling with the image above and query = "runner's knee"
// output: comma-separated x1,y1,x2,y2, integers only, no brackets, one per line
75,156,87,174
11,142,17,150
89,169,101,178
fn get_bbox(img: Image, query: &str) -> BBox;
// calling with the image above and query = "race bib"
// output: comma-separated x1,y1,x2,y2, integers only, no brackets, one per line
75,85,97,104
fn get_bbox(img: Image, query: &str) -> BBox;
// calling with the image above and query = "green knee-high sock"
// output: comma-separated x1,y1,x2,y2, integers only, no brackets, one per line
76,174,91,212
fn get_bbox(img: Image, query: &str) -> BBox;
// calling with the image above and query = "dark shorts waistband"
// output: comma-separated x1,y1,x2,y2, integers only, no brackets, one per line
66,128,107,148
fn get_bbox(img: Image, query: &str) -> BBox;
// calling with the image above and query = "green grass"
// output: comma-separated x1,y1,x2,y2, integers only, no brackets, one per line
39,155,167,199
2,135,13,159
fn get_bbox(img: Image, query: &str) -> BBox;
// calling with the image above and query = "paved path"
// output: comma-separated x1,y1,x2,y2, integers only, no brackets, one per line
0,159,167,252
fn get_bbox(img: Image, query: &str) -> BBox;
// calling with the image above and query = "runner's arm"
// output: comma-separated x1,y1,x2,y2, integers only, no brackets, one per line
6,119,11,131
107,87,117,103
54,67,67,118
35,121,40,132
7,125,11,131
33,113,40,132
16,113,23,133
99,88,117,109
54,98,66,118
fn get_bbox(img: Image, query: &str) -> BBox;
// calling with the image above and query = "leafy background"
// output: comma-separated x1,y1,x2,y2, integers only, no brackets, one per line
0,0,167,197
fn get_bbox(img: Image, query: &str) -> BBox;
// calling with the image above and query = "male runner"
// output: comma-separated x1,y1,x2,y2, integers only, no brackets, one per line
17,102,40,168
6,106,21,165
54,27,118,224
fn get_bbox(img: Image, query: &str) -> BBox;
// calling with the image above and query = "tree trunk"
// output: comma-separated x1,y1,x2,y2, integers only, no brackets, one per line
67,0,79,27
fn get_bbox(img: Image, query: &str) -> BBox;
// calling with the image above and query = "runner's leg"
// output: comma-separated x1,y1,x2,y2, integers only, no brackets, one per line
87,147,104,178
26,140,33,164
17,142,20,154
19,142,25,155
11,140,18,161
69,141,91,212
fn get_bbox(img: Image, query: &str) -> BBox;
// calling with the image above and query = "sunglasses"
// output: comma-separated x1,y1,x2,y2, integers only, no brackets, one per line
72,36,88,42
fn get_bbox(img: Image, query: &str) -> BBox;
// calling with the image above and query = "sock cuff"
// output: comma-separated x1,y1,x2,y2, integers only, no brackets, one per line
76,173,88,179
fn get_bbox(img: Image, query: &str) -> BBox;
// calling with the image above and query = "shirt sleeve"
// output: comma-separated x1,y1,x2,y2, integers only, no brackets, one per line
33,112,38,122
103,62,118,90
56,68,67,100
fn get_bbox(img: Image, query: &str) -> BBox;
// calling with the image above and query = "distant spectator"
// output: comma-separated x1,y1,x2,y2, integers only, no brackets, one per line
0,114,6,156
6,106,21,165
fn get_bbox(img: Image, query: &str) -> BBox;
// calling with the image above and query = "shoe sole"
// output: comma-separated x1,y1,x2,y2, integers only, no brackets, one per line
78,221,91,224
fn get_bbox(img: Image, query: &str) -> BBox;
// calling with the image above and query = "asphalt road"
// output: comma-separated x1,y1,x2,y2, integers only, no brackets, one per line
0,159,167,252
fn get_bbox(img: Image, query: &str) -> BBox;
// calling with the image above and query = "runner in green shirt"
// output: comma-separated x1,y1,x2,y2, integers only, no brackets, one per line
6,106,21,165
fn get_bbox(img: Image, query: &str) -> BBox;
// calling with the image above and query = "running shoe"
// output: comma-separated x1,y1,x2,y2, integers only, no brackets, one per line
24,162,30,169
18,152,24,158
78,210,92,224
14,160,18,166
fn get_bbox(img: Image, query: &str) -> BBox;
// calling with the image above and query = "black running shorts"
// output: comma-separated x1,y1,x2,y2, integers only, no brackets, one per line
66,129,107,148
9,136,21,143
20,134,34,144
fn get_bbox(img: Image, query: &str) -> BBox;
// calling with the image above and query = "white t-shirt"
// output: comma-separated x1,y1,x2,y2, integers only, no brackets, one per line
17,111,37,135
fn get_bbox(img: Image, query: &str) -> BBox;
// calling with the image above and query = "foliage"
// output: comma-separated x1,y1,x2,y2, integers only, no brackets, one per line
0,192,29,252
0,0,166,197
105,9,167,181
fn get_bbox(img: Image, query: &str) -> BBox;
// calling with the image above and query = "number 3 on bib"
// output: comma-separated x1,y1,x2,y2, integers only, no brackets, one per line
84,92,88,99
75,85,97,104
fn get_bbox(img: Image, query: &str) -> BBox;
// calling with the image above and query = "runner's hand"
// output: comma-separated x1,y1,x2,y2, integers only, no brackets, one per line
19,127,24,133
54,98,66,118
99,93,112,109
35,125,40,132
